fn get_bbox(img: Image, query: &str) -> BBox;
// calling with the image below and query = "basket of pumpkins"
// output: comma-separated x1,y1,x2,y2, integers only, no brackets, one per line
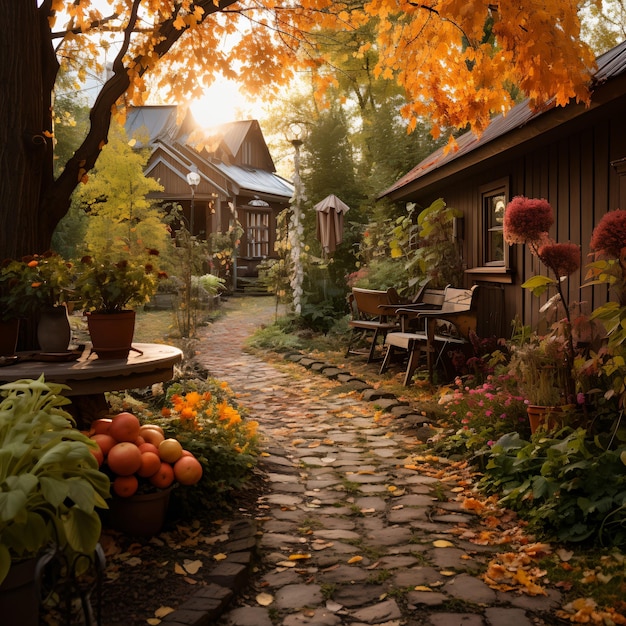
89,411,202,535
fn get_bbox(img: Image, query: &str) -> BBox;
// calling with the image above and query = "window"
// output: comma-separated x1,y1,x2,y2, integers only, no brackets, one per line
480,179,509,267
245,211,269,257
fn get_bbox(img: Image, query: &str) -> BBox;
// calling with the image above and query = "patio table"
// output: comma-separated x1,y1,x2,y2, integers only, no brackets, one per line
0,342,183,428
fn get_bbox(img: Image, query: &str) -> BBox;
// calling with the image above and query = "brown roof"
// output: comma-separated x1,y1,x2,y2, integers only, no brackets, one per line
380,39,626,199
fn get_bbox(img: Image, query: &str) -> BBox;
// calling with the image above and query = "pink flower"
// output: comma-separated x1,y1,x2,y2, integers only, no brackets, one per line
590,209,626,258
538,242,580,278
503,196,554,245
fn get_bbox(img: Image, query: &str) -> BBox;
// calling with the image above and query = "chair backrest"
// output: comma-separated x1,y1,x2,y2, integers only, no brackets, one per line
439,285,479,314
351,287,401,318
420,288,446,308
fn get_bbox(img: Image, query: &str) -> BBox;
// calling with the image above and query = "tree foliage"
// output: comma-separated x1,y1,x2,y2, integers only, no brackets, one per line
1,1,596,258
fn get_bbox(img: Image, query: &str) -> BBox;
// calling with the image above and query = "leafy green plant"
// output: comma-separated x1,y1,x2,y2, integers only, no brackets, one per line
0,251,75,318
0,376,110,585
76,248,166,313
480,429,626,545
197,273,225,297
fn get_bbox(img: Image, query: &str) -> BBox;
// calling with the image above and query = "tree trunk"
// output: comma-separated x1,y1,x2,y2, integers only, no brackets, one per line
0,2,50,258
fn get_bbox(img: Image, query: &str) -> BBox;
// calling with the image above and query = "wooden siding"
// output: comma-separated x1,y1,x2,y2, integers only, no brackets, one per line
408,96,626,339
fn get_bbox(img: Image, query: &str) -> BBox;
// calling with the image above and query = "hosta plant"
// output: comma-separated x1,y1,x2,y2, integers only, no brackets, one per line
0,376,110,585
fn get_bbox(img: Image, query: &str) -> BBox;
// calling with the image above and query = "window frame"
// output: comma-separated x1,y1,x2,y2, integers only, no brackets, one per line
479,178,509,268
244,209,270,258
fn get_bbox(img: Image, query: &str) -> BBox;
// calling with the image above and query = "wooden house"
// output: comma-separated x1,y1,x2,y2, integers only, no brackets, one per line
380,40,626,339
125,106,293,284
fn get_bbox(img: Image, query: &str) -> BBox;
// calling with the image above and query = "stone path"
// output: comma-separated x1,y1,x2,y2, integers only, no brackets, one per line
193,296,562,626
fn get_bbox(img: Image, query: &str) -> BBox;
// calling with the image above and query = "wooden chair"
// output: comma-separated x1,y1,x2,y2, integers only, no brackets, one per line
346,287,402,362
379,285,480,385
377,285,447,323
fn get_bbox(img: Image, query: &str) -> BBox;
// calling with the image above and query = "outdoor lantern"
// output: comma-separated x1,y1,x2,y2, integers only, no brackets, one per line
186,164,201,190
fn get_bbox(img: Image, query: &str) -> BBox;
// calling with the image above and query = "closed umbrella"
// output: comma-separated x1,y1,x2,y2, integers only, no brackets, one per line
314,194,350,256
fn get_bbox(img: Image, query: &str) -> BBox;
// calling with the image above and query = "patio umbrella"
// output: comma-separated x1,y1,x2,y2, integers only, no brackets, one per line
314,194,350,256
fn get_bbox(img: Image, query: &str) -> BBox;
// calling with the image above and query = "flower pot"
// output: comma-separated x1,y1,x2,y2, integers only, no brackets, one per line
527,405,562,434
0,318,19,356
104,487,173,536
86,310,136,360
37,305,71,353
0,554,49,626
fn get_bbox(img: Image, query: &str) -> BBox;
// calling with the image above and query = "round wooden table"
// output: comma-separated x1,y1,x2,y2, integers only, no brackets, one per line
0,343,183,427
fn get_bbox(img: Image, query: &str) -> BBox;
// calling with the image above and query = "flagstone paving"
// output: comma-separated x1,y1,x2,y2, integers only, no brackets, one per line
188,296,562,626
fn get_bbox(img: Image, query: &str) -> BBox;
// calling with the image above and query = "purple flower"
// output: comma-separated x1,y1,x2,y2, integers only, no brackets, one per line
577,392,586,405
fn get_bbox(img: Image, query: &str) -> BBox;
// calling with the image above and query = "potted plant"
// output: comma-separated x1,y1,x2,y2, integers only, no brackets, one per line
0,376,110,624
0,252,75,353
75,249,166,359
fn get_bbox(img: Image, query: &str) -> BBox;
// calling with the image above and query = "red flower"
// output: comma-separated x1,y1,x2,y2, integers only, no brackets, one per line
538,242,580,278
590,209,626,258
503,196,554,245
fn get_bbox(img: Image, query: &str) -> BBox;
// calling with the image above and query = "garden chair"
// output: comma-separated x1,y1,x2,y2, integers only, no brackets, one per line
379,285,480,385
346,287,402,362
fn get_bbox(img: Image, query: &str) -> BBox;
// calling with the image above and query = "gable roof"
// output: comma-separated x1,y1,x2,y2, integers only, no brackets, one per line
381,39,626,199
125,106,292,202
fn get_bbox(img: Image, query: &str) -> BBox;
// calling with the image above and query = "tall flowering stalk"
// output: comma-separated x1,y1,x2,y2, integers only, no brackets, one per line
503,196,581,402
587,209,626,349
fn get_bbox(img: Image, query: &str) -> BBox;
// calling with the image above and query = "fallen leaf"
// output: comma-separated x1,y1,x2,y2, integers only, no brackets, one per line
414,586,432,592
277,561,297,568
155,606,175,618
256,593,274,606
174,563,186,575
147,620,160,625
556,548,574,562
347,555,363,564
213,553,227,561
433,540,454,548
440,570,456,576
183,559,203,575
289,553,311,560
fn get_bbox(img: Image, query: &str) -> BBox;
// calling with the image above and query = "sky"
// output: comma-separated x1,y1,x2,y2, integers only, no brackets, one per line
189,78,268,129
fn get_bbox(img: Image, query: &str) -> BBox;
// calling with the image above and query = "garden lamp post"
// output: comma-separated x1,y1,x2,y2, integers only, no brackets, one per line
183,164,201,338
287,122,305,315
186,164,201,235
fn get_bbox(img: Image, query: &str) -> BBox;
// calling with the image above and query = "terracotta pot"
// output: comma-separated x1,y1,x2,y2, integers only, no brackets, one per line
0,318,20,357
37,305,71,353
104,487,173,536
86,310,136,360
527,405,562,434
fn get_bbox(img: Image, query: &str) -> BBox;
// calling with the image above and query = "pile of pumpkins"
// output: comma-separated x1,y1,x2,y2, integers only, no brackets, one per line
88,411,203,497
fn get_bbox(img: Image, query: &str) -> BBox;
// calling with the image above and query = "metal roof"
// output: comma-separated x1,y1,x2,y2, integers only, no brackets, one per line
213,161,293,199
125,106,180,145
381,39,626,198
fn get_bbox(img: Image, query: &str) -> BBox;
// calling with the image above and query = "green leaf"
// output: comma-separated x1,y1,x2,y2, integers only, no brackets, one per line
0,491,27,523
521,274,557,296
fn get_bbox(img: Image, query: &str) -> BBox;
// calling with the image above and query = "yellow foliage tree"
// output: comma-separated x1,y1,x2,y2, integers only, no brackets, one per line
0,1,596,258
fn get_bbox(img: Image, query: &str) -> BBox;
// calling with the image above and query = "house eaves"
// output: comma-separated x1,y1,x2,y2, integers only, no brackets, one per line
381,39,626,201
213,161,293,201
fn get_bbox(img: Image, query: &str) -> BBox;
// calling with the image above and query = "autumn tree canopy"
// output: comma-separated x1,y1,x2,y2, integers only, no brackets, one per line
0,1,596,258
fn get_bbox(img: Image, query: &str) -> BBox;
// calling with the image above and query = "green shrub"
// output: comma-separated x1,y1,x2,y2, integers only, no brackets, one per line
479,429,626,546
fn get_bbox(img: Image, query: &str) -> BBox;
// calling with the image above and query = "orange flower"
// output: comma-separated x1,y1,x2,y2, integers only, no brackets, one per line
161,407,172,417
27,260,39,268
